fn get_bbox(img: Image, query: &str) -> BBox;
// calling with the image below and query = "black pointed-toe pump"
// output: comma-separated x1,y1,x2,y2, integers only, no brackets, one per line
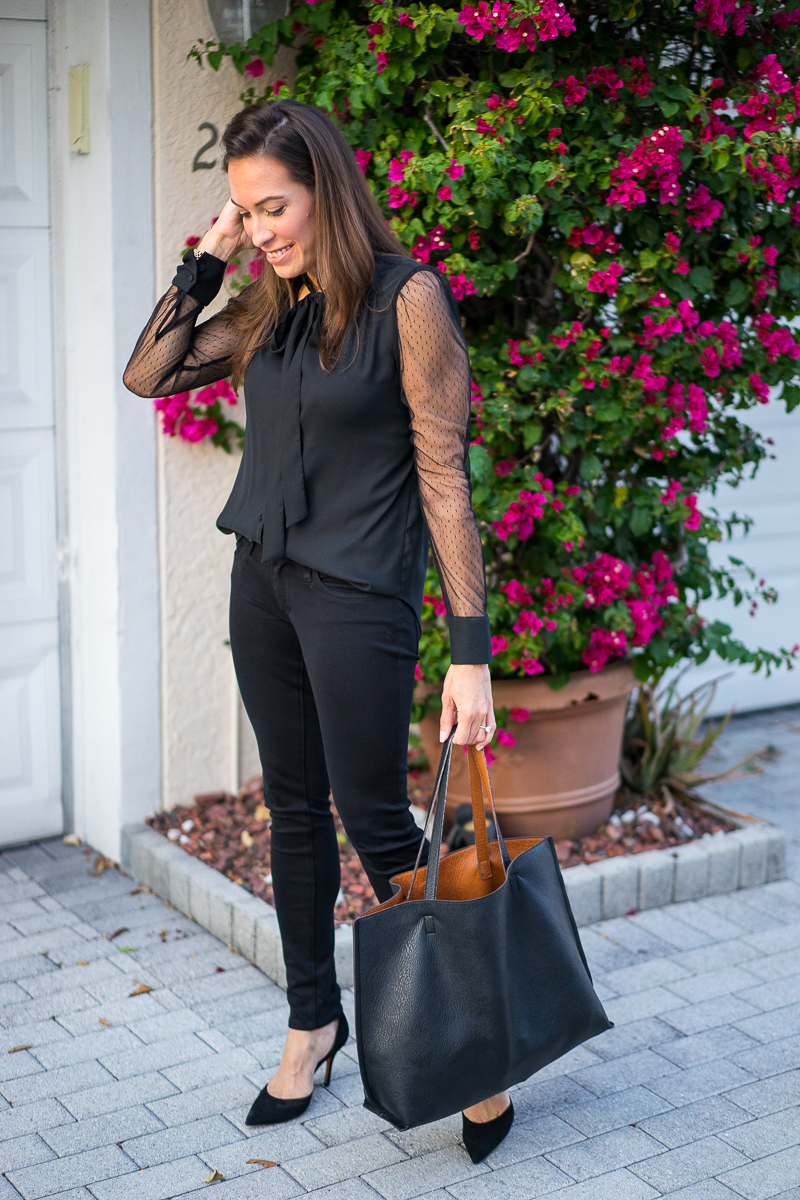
245,1013,350,1126
462,1098,515,1164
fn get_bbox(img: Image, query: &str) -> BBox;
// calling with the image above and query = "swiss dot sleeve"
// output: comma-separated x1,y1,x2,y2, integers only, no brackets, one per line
123,252,238,398
396,269,491,665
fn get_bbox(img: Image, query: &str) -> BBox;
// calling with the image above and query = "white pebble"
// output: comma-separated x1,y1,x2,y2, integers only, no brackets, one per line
639,812,661,827
608,813,622,828
167,828,180,841
636,804,649,817
620,810,636,824
181,819,194,833
335,888,345,907
179,834,190,845
264,873,272,886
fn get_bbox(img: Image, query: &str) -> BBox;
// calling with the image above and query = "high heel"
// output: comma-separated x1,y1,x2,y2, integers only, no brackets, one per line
245,1013,350,1126
461,1099,514,1164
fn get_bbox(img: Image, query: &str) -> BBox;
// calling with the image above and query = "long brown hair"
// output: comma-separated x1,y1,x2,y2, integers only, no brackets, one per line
221,100,407,387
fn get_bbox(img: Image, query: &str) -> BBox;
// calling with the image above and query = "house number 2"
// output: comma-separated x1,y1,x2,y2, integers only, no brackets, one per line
193,122,219,171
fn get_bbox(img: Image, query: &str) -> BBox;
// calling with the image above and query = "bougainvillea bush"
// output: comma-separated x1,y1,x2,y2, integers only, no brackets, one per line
181,0,800,695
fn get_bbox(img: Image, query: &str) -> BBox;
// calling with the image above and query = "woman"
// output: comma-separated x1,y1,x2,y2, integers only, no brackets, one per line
124,99,513,1162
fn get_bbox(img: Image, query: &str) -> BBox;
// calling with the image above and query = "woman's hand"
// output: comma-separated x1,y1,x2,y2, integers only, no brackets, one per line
196,198,252,262
440,664,495,749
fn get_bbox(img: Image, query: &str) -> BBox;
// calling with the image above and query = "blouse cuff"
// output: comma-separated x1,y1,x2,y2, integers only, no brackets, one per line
448,616,493,665
171,251,226,307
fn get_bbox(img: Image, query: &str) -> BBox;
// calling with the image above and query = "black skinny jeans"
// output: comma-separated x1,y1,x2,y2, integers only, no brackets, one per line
229,540,429,1029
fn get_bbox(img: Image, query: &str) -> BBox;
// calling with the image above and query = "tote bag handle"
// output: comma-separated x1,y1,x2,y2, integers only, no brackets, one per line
408,727,511,903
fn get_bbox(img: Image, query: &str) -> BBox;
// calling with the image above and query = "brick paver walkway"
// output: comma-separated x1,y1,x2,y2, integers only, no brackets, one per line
2,708,800,1199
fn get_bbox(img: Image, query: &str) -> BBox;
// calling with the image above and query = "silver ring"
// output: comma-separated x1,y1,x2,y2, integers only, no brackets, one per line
478,725,493,731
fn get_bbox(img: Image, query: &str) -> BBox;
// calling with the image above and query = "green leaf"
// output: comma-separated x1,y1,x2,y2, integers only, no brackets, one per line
523,419,543,448
689,265,714,292
724,278,748,309
630,507,651,536
784,384,800,413
779,266,800,295
468,443,493,483
547,673,571,691
579,453,602,481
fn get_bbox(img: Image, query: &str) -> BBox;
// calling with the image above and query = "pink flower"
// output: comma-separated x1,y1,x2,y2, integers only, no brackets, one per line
521,656,545,676
494,460,515,476
650,291,670,307
415,663,424,680
491,635,508,655
791,202,800,225
376,50,389,72
749,372,770,403
355,149,372,173
561,76,587,105
180,415,217,443
437,185,452,201
272,78,287,96
627,599,662,646
664,232,681,253
367,21,384,35
248,257,264,281
445,158,465,180
398,12,415,26
387,184,417,208
683,494,702,531
685,185,723,229
661,479,682,505
514,609,544,636
496,729,516,746
423,592,448,616
244,58,264,78
686,382,709,432
510,707,530,722
501,579,533,606
675,259,690,275
608,126,683,209
587,261,624,296
763,245,778,266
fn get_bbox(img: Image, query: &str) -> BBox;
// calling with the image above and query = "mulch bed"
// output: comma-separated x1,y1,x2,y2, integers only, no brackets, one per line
147,768,737,926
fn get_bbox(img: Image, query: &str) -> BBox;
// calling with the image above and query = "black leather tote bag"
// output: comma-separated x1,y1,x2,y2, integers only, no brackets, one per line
353,728,612,1130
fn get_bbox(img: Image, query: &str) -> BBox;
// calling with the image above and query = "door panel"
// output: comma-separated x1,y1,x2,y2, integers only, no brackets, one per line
0,228,53,428
0,19,47,226
0,620,62,844
0,429,57,624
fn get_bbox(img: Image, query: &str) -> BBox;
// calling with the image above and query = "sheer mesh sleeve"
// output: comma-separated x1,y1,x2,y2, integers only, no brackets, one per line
396,269,491,664
123,254,238,397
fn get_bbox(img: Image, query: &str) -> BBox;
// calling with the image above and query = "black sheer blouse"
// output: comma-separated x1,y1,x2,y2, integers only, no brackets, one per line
124,252,491,664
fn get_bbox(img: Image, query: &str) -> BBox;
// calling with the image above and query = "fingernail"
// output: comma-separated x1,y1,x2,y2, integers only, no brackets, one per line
439,731,446,742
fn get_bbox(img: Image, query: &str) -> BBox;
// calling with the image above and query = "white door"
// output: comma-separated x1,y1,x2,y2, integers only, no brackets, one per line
0,15,63,845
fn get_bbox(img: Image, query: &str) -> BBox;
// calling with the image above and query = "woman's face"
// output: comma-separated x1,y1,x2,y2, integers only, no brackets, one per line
228,155,317,279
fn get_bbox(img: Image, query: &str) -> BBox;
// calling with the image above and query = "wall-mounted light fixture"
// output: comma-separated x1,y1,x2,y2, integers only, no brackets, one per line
204,0,289,44
68,64,90,155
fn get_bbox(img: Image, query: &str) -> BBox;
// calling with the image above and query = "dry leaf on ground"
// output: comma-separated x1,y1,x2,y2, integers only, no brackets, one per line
76,961,89,966
203,1169,225,1182
129,885,150,895
253,804,270,822
8,1045,32,1054
106,927,129,941
128,982,153,996
63,834,81,846
247,1159,277,1168
98,1018,111,1027
89,854,109,876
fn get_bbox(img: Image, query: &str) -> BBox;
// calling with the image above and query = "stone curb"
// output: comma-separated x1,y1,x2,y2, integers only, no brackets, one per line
121,816,785,992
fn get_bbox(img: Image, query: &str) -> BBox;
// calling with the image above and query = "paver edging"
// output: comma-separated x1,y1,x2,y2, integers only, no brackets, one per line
120,810,784,991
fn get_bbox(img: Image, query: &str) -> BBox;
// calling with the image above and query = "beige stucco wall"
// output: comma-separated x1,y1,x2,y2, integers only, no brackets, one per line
152,0,291,807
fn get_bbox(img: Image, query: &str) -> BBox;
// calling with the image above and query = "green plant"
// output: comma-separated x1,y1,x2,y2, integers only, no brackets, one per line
622,671,765,802
181,0,800,691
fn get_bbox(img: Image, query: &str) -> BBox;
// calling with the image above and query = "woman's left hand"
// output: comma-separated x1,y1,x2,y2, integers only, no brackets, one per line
439,664,495,749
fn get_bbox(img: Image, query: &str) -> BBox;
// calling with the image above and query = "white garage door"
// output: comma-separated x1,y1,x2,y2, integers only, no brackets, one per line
686,401,800,715
0,14,63,845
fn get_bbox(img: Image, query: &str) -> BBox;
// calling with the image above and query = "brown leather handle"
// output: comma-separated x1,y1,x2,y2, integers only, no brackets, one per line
466,744,510,878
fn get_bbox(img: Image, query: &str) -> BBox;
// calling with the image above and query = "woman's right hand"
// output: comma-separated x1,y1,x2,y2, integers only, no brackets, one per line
196,198,252,262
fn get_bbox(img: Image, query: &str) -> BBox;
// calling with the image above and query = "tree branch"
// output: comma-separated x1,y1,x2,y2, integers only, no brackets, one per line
423,105,450,154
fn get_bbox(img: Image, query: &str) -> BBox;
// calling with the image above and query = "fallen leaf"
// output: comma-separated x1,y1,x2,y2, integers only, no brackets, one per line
128,982,153,996
118,947,137,954
247,1159,277,1168
107,927,129,941
89,854,109,876
63,833,81,846
240,830,254,849
215,967,225,973
253,804,270,822
99,1019,111,1026
129,885,149,895
203,1169,225,1183
8,1045,32,1054
76,961,89,967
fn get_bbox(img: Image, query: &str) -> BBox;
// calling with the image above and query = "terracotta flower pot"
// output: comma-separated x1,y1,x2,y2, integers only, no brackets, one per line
418,661,636,841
